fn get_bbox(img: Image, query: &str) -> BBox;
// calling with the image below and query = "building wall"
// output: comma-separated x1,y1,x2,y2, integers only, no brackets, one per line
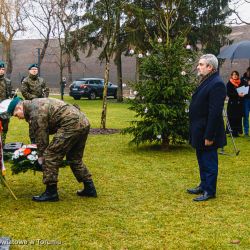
2,39,136,89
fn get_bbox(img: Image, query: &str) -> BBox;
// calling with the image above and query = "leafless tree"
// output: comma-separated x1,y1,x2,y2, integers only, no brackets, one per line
0,0,26,76
22,0,57,65
229,0,250,25
52,0,79,85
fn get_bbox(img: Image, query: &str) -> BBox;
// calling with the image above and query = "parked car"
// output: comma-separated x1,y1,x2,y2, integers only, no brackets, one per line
69,78,118,100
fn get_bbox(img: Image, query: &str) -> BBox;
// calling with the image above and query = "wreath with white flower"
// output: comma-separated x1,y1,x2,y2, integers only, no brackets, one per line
4,144,68,175
10,144,43,174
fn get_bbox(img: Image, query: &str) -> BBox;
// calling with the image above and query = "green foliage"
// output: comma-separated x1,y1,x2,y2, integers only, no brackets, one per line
10,159,43,175
122,37,197,147
185,0,232,55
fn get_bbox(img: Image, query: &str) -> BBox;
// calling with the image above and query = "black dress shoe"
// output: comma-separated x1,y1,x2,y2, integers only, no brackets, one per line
187,186,203,195
193,191,215,202
32,191,59,202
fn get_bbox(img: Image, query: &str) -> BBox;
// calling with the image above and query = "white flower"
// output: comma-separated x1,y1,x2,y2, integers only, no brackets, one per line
138,53,143,58
186,44,192,50
146,51,150,56
31,151,37,156
129,49,134,55
181,71,187,76
122,83,126,87
144,107,148,113
142,96,145,100
157,135,162,139
157,38,162,43
188,58,193,62
133,91,138,95
27,155,37,162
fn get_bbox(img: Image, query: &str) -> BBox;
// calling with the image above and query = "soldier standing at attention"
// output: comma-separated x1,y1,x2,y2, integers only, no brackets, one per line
0,61,12,145
21,63,50,143
7,97,97,202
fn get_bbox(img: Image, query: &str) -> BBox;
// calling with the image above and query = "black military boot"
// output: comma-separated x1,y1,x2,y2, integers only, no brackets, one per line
32,184,59,202
77,179,97,197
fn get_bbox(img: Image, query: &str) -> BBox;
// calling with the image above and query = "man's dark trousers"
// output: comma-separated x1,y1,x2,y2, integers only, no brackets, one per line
196,149,218,196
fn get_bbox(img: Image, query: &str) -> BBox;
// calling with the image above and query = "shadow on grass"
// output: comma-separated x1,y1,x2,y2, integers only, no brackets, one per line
129,142,193,153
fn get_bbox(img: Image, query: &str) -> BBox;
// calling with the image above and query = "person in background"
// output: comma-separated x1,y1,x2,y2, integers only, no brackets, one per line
0,61,12,145
188,54,226,202
241,67,250,136
7,97,97,202
60,76,67,100
226,70,244,137
21,63,50,143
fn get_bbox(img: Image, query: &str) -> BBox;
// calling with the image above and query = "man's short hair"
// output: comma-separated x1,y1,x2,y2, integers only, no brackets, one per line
200,54,218,70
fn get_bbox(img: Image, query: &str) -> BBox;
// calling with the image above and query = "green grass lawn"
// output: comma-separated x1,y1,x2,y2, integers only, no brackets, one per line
0,96,249,249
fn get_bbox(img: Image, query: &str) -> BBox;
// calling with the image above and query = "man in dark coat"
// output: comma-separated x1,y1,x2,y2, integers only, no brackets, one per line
188,54,226,202
7,97,97,202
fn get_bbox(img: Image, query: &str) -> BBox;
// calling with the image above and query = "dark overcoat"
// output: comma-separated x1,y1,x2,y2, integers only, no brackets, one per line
189,72,227,150
226,80,244,118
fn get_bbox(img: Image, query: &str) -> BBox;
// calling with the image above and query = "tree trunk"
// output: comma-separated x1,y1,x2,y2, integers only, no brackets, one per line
161,135,170,151
135,57,140,83
101,61,110,129
4,41,13,77
40,37,50,65
116,50,123,102
67,53,73,84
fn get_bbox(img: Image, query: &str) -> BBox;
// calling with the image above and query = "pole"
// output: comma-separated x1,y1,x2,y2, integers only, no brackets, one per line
219,109,240,156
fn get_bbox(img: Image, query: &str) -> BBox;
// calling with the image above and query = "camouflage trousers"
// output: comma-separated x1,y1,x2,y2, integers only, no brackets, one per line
29,121,36,144
42,126,91,185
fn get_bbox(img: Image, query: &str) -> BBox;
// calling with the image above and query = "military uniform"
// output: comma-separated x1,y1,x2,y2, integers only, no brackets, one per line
23,98,91,185
21,74,49,142
21,74,49,100
0,75,12,144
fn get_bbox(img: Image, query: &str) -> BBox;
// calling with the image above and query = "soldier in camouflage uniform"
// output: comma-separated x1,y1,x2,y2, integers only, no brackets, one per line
0,61,12,145
8,97,97,202
21,64,50,143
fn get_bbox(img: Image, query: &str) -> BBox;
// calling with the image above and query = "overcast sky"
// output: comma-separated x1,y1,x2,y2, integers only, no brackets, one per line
229,1,250,24
15,1,250,40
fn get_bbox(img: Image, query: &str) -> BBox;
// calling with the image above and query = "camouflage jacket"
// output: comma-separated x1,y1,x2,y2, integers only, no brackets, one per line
21,75,49,100
23,98,90,156
0,76,12,102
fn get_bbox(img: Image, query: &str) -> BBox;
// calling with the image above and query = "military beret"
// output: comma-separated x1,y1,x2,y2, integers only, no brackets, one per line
28,63,39,70
7,97,23,115
0,61,5,68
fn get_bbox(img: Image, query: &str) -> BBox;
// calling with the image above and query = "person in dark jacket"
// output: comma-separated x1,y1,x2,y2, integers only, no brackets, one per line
226,70,244,137
241,67,250,136
187,54,227,202
0,61,12,145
